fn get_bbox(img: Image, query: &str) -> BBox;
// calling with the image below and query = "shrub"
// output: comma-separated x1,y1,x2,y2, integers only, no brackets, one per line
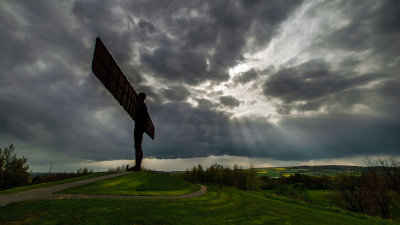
371,157,400,194
274,183,310,201
0,145,31,190
332,174,366,213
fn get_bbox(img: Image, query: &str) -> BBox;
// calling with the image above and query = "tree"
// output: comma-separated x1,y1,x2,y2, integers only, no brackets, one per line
362,169,392,218
0,144,31,190
333,158,398,219
376,157,400,194
334,174,366,213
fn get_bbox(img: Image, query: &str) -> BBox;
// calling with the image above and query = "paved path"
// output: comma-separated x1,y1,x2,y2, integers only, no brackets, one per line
0,172,207,207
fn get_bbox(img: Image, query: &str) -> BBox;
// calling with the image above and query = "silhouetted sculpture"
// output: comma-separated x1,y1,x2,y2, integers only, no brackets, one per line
91,37,155,172
129,92,147,171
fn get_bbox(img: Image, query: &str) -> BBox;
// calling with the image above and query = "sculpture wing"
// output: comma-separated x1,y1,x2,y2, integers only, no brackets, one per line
91,37,155,139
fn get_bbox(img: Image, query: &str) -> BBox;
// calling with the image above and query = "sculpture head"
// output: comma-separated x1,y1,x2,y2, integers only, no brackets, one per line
138,92,146,101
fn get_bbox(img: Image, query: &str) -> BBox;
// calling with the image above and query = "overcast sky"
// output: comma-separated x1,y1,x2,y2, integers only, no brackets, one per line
1,0,399,172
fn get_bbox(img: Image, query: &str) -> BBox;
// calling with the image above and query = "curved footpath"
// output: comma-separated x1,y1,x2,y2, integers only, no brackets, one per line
0,172,207,207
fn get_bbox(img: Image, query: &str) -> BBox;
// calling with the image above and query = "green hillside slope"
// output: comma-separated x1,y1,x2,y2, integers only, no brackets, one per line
57,171,200,196
1,185,396,224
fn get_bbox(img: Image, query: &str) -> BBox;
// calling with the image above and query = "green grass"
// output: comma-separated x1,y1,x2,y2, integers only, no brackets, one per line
260,189,334,207
308,190,400,221
308,190,335,207
0,173,113,195
265,189,400,222
1,185,396,225
57,171,200,196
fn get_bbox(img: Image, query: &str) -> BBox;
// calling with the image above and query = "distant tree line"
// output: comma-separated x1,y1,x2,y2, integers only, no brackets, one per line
31,167,94,184
181,164,259,190
260,173,333,190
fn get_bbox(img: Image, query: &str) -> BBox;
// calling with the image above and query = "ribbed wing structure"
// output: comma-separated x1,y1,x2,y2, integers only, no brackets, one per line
91,37,155,139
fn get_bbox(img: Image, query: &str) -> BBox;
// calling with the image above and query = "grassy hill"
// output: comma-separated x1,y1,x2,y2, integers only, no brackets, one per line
0,171,397,224
1,185,395,224
57,171,200,196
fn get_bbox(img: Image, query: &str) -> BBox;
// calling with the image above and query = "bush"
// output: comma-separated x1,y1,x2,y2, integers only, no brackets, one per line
274,183,310,201
372,157,400,194
0,145,31,190
77,167,93,175
332,174,365,213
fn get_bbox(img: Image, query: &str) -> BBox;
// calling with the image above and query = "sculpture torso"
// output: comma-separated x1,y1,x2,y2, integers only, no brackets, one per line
135,102,147,132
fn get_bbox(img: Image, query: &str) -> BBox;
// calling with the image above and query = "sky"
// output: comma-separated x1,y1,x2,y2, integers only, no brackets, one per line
0,0,399,172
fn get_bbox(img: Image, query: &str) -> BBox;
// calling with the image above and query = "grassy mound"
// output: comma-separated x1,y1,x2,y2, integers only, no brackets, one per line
57,171,200,196
1,185,395,224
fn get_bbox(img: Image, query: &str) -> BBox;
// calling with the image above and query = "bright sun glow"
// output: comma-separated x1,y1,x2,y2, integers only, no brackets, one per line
228,63,250,77
198,1,356,121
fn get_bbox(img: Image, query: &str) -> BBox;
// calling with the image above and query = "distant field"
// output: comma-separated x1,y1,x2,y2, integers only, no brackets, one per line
1,185,395,225
0,173,113,195
57,171,200,196
255,165,366,177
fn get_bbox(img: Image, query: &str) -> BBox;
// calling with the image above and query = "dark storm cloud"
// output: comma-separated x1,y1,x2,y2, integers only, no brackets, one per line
238,0,305,51
262,60,383,113
261,0,400,115
141,48,208,85
367,78,400,117
0,1,86,71
162,85,191,102
72,0,134,63
313,0,400,68
147,57,400,160
195,98,215,110
0,28,34,71
268,113,400,160
219,95,240,108
70,0,303,86
145,102,236,158
146,105,400,161
127,0,303,85
138,20,156,34
0,66,134,161
233,69,259,84
0,0,136,162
